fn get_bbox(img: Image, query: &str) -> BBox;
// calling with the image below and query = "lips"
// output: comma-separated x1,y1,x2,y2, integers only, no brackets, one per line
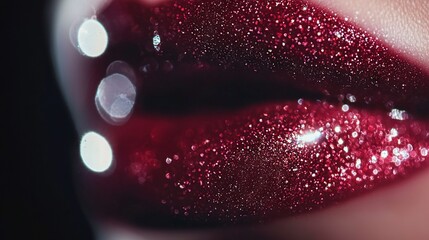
55,0,429,229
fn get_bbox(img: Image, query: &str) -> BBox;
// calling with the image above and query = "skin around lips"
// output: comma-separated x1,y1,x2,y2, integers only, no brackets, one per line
51,0,428,232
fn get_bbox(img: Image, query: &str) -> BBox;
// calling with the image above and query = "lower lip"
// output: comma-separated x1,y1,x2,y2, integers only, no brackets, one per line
80,100,429,228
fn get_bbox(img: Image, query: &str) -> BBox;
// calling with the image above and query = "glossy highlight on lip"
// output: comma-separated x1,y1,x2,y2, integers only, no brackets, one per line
53,0,429,229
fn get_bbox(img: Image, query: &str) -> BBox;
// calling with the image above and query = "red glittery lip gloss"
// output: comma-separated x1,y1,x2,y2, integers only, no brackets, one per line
54,0,429,229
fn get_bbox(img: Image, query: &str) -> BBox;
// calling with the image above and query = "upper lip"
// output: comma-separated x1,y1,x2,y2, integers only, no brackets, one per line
140,0,429,115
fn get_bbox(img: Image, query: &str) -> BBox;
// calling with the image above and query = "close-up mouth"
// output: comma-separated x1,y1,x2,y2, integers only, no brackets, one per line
53,0,429,234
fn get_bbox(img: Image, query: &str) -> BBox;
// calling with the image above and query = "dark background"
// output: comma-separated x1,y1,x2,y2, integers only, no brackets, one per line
5,0,93,239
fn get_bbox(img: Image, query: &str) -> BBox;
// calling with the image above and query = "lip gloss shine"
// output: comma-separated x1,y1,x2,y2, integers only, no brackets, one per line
54,0,429,229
